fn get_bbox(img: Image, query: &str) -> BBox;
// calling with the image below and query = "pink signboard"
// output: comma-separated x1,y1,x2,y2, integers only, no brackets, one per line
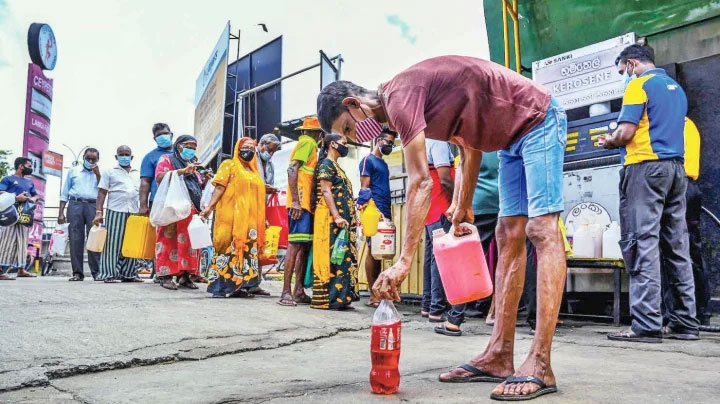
22,63,53,249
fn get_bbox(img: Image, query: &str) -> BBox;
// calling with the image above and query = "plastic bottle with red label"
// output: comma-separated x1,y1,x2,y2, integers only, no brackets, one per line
370,299,401,394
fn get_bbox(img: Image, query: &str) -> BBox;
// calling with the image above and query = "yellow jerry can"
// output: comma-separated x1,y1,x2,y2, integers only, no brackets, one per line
122,215,157,259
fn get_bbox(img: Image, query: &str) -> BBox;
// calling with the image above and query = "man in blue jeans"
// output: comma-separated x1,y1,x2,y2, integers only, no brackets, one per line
318,55,567,400
421,139,454,321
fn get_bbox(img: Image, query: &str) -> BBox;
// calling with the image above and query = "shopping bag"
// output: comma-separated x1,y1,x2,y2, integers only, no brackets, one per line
150,171,192,227
266,193,288,249
49,223,69,255
200,183,215,211
16,200,36,227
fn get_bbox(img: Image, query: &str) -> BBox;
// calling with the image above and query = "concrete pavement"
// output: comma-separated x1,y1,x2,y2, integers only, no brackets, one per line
1,276,719,403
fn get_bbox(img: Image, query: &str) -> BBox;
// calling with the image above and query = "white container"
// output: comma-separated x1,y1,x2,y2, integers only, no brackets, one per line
371,219,396,260
602,221,622,259
188,215,213,249
0,192,16,211
50,224,69,255
565,221,575,249
86,225,107,253
573,223,603,258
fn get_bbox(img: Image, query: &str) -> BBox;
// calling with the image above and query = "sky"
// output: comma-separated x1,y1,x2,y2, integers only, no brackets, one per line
0,0,489,207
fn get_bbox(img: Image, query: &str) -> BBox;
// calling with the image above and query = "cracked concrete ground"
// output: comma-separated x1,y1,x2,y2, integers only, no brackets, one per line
1,277,719,403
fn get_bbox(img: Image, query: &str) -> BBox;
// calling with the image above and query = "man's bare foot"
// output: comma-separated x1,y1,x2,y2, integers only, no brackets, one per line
293,293,311,305
490,355,556,397
439,355,513,382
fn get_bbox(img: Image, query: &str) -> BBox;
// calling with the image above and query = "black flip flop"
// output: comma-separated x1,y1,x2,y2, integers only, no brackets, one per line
439,364,506,383
435,323,462,337
490,376,557,401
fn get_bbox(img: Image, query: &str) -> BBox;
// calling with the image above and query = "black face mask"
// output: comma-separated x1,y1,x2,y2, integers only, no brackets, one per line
239,150,255,162
21,167,33,176
335,144,349,158
380,144,393,155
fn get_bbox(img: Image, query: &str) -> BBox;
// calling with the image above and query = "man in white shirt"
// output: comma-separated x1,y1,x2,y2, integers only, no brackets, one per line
92,145,143,283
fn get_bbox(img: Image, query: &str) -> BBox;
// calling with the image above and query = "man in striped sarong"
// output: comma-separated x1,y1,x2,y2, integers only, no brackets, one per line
0,157,40,280
92,146,143,283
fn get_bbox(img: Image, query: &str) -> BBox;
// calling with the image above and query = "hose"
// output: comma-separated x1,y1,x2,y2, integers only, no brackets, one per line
700,324,720,333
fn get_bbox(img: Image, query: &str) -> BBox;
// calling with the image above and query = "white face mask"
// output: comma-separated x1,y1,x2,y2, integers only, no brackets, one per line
622,62,637,89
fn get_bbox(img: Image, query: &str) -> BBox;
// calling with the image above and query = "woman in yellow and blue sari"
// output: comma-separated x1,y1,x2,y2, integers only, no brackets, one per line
200,137,266,298
311,133,358,310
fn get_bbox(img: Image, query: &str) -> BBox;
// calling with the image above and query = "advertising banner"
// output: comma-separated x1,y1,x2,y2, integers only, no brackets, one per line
22,63,53,249
194,22,230,166
532,33,636,109
42,151,63,177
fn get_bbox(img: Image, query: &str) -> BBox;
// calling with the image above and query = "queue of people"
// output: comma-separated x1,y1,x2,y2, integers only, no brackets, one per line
0,45,712,402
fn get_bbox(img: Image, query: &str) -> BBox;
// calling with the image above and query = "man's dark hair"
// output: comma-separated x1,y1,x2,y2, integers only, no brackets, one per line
381,126,397,138
84,147,100,159
152,123,170,135
317,80,372,133
14,157,31,169
615,44,654,66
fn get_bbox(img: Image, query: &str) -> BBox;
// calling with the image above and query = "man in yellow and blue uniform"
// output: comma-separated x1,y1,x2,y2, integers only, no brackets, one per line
602,45,698,343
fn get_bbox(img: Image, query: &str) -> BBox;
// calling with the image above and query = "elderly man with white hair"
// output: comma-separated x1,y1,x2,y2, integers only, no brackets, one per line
257,133,281,194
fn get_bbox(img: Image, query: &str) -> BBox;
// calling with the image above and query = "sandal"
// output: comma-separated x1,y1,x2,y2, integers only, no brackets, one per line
435,322,462,337
248,286,271,296
160,278,178,290
68,275,84,282
428,314,446,323
439,364,506,383
607,329,662,344
177,274,198,289
121,277,145,283
228,289,254,298
294,295,312,305
365,301,380,308
490,376,558,401
277,297,297,307
103,279,121,283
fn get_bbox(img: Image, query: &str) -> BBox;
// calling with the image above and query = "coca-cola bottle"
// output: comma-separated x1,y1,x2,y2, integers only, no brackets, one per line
370,300,401,394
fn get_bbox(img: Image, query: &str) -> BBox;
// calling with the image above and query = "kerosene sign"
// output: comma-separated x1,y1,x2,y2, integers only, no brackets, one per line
532,33,636,109
23,23,57,252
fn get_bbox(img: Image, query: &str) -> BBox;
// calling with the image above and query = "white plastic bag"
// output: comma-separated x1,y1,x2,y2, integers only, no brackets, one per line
188,215,213,249
49,223,69,255
150,171,192,227
200,183,215,211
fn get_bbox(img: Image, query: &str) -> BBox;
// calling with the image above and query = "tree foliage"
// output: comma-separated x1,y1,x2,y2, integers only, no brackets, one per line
0,150,11,179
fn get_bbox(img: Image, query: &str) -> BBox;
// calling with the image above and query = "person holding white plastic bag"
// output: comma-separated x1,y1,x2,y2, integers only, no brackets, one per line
154,135,210,290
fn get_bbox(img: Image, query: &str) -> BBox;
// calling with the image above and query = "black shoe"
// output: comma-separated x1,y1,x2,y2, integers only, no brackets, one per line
663,326,700,341
68,275,84,282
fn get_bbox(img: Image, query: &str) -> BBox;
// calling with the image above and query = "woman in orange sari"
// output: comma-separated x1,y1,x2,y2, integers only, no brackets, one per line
200,137,266,298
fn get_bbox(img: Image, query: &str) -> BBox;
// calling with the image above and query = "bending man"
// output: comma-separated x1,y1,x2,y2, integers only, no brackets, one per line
317,55,567,400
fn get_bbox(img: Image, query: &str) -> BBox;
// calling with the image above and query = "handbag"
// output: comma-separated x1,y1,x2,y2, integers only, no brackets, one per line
16,200,36,227
265,193,289,249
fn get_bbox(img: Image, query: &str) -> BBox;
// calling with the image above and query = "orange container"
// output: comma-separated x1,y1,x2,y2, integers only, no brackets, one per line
432,223,493,305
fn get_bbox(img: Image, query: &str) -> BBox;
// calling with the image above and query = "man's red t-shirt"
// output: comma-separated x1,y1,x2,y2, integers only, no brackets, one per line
379,56,551,151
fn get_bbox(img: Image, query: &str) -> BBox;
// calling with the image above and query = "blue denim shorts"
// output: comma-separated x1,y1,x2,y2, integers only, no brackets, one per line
498,98,567,218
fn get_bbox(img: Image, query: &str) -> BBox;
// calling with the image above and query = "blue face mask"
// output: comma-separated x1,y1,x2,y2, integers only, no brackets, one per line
155,134,173,148
83,160,94,170
117,156,132,167
180,147,196,161
259,151,272,161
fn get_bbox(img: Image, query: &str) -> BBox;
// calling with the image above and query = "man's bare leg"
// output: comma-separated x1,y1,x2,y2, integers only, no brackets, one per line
439,216,528,380
293,245,309,300
492,213,565,397
280,243,301,305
